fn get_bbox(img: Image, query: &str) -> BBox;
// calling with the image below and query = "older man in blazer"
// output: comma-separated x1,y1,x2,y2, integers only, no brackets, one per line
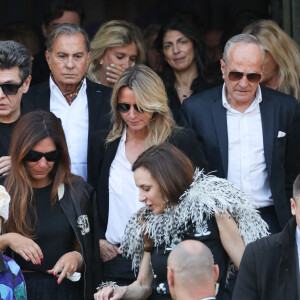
22,23,112,181
178,33,300,234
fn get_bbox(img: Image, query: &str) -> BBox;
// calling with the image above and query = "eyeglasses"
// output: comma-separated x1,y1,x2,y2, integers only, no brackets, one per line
24,150,60,162
116,103,145,114
0,82,23,95
228,71,262,83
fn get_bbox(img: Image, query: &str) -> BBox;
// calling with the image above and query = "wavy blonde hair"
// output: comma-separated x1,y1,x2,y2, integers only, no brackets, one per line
243,19,300,101
106,64,175,149
88,20,145,83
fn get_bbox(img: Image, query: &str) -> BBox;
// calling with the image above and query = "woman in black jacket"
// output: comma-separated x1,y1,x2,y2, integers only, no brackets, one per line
0,111,97,300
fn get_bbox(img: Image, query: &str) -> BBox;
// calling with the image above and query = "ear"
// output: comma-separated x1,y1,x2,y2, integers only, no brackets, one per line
45,50,51,69
167,266,175,289
213,264,219,283
220,59,225,79
21,75,32,93
291,198,297,216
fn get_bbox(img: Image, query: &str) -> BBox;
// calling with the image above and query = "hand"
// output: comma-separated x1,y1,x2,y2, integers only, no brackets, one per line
47,251,82,284
99,239,123,262
94,286,126,300
106,64,127,85
6,232,43,264
0,156,11,175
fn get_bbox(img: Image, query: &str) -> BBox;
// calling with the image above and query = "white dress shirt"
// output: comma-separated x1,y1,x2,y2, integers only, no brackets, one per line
49,77,89,180
222,84,273,208
106,128,144,244
296,225,300,274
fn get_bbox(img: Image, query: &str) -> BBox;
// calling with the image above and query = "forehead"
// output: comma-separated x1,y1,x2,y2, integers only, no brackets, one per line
163,30,185,42
106,42,138,56
226,42,263,70
134,167,154,183
52,33,87,53
0,66,21,82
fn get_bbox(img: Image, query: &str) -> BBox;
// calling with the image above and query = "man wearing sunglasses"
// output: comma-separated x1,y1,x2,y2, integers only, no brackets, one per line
22,24,111,181
0,41,32,176
179,33,300,235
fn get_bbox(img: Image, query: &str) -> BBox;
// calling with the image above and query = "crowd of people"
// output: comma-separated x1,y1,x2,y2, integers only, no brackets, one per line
0,1,300,300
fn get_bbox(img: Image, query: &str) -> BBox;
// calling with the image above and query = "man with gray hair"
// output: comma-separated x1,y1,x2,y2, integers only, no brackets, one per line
178,33,300,234
22,23,112,180
0,40,32,175
233,174,300,299
167,240,219,300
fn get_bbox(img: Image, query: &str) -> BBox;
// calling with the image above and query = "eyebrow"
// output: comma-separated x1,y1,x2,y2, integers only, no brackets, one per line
163,36,186,45
56,51,84,55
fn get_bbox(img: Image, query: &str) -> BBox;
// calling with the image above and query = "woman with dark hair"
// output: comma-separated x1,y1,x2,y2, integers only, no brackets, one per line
95,143,268,300
155,13,221,119
0,110,97,300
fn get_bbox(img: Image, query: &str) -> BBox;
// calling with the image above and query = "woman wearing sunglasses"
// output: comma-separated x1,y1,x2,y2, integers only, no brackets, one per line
88,64,208,287
0,110,97,300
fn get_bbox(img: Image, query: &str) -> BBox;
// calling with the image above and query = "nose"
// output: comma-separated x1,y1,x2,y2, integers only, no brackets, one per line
0,86,5,98
238,74,249,87
139,191,146,202
122,58,130,69
37,157,47,167
128,106,137,118
173,44,180,54
66,57,75,69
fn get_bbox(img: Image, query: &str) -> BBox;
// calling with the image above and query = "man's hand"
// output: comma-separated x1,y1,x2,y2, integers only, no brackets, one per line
99,239,123,262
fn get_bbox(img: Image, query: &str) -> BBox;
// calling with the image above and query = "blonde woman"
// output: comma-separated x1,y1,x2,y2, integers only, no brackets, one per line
243,19,300,101
88,20,145,88
88,64,208,287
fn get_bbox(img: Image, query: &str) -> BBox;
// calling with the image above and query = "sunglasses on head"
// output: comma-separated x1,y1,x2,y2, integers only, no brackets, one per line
24,150,60,162
228,71,262,83
116,103,145,114
0,82,23,95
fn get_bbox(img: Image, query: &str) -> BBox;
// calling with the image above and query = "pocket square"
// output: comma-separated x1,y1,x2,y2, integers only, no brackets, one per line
277,131,286,138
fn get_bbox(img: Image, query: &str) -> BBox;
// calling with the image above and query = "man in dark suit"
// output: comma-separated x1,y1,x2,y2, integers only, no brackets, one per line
233,174,300,299
167,240,218,300
178,33,300,234
22,24,112,180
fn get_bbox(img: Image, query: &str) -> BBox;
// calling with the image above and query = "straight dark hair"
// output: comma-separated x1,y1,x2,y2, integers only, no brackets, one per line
6,110,74,238
132,143,194,205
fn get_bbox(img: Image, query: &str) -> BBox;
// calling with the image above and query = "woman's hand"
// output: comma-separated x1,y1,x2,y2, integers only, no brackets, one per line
0,156,11,175
4,232,43,264
94,286,126,300
99,239,123,262
47,251,82,284
106,64,126,85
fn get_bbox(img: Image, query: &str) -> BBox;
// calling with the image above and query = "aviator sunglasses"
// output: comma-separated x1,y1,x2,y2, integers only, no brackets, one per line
24,150,60,162
0,82,23,95
228,71,262,83
116,103,145,114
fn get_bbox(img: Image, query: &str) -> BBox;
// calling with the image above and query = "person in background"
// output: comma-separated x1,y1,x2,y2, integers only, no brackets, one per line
0,41,32,176
94,143,268,299
88,64,208,288
243,19,300,101
22,24,112,181
143,24,162,73
0,110,97,300
167,240,218,300
88,20,145,88
155,13,221,120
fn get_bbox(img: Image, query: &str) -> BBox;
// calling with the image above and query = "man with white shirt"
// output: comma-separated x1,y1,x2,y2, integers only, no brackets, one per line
178,33,300,234
22,24,112,180
167,240,218,300
233,174,300,299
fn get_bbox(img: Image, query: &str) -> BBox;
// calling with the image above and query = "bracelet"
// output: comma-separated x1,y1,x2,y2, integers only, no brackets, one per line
96,281,118,291
73,251,83,268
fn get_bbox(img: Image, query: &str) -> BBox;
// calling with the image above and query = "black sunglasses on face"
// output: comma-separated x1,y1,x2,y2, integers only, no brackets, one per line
228,71,262,83
24,150,60,162
0,82,23,95
116,103,145,114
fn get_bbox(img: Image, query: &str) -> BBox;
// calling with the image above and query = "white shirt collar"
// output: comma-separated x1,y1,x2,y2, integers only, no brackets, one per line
222,83,262,113
49,76,87,96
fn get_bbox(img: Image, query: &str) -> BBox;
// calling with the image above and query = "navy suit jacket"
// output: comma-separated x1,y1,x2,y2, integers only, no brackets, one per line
178,84,300,229
21,78,112,177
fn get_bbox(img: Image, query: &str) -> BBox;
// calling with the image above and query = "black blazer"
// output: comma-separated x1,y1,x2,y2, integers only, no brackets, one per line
87,127,209,239
178,85,300,229
233,217,299,300
21,78,112,177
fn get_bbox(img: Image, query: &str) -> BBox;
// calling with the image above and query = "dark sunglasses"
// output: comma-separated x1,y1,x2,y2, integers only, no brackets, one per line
116,103,145,114
0,82,23,95
24,150,60,162
228,71,262,83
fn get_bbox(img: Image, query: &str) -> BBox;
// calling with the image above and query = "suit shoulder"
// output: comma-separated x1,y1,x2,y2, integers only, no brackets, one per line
169,127,197,142
86,79,112,95
23,81,49,97
247,232,280,254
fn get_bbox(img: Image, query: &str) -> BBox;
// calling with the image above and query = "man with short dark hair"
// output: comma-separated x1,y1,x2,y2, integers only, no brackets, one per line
0,41,32,175
22,24,111,180
233,174,300,299
178,33,300,234
167,240,218,300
